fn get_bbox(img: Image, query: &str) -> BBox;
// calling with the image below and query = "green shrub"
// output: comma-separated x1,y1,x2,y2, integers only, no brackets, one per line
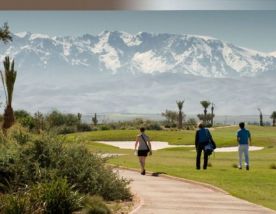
0,162,16,193
0,179,83,214
55,145,132,200
77,123,92,132
82,196,111,214
14,110,35,130
0,135,63,192
14,110,31,119
19,116,35,130
144,122,162,130
53,125,77,134
33,179,82,214
0,143,19,193
0,135,131,201
21,136,63,169
0,193,29,214
46,111,79,128
0,130,8,144
99,125,110,131
11,129,30,145
98,118,163,131
185,118,197,128
45,111,66,127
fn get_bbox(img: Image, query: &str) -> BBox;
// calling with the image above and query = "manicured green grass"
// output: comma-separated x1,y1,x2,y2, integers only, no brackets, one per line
68,126,276,210
67,125,276,147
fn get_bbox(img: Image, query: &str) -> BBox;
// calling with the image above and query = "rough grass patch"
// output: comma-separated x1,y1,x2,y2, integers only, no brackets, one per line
0,193,29,214
82,195,111,214
232,163,238,168
270,163,276,169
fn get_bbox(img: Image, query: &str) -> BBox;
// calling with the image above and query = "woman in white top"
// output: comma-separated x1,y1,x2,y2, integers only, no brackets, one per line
135,127,152,175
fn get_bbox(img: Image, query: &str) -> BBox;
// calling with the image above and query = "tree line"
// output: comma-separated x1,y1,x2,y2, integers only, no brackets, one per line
162,100,276,129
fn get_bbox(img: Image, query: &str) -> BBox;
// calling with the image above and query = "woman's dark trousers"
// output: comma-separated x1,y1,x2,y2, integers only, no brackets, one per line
196,145,208,169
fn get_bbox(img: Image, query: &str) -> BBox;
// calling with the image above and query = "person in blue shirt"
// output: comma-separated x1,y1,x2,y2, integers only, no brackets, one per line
195,122,214,170
237,122,251,170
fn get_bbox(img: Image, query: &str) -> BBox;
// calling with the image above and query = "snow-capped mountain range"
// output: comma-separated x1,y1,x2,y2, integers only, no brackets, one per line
0,31,275,78
0,31,275,116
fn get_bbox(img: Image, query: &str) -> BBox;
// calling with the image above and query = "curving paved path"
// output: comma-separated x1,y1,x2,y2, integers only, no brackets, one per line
119,169,276,214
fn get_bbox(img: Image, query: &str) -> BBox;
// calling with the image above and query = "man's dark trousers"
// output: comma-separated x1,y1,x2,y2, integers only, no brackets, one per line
196,144,208,169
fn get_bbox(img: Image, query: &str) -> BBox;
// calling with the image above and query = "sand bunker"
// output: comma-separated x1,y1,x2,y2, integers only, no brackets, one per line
214,146,264,152
96,141,264,152
97,141,189,151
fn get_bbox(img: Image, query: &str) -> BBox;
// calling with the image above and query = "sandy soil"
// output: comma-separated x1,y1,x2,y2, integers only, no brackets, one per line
97,141,189,150
96,141,264,152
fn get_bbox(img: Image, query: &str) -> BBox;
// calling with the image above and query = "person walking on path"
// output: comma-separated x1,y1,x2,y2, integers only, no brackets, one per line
195,123,215,170
135,127,152,175
237,122,251,170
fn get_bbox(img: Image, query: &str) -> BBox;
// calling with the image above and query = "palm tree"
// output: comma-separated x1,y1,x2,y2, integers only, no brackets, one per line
176,100,184,129
211,103,215,127
1,56,17,131
271,111,276,126
34,111,45,133
0,23,12,43
200,100,211,125
257,108,263,126
77,113,82,123
92,113,98,126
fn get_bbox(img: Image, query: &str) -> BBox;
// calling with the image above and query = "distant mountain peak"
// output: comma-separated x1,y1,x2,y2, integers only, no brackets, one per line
3,31,276,115
14,31,30,38
270,51,276,57
29,33,50,40
2,31,276,78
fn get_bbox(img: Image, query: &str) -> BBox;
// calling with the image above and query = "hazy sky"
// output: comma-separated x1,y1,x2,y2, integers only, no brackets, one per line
0,11,276,52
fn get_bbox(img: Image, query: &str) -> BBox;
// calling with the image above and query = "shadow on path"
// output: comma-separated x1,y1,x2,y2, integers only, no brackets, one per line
151,172,167,177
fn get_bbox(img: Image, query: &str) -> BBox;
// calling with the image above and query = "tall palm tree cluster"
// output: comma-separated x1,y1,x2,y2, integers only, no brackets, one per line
0,23,12,44
197,100,215,127
257,108,276,127
257,108,263,126
161,100,185,128
0,23,16,133
1,57,17,130
176,100,184,129
271,111,276,126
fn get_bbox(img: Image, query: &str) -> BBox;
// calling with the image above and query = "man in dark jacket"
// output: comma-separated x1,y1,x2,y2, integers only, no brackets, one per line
195,123,214,170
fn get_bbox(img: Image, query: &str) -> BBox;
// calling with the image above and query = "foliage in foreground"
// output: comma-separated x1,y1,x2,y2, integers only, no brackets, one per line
0,133,131,213
82,196,111,214
0,178,82,214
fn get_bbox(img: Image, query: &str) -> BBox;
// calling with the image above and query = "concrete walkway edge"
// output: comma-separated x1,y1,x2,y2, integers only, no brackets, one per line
116,165,229,194
115,166,276,214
